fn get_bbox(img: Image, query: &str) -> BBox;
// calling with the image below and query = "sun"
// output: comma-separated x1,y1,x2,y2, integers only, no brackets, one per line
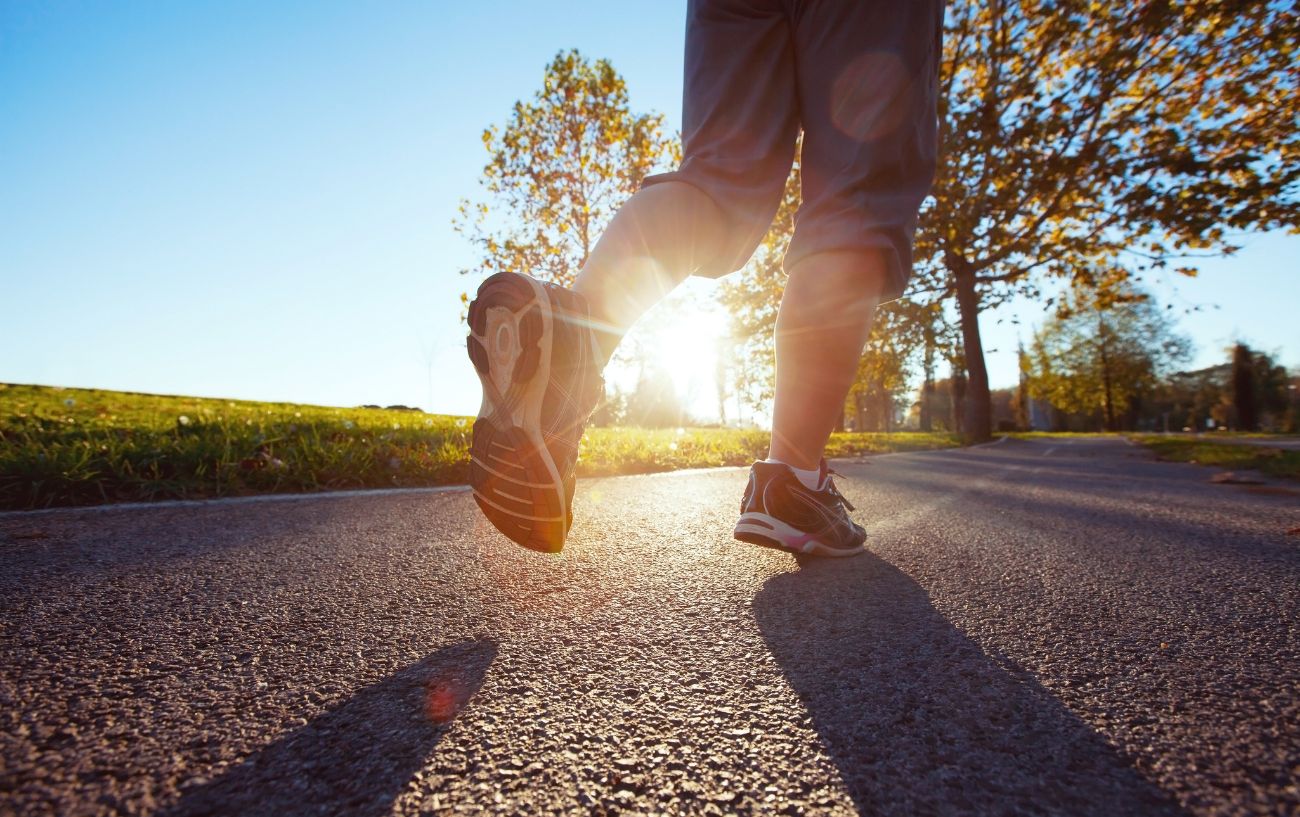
604,279,732,424
649,298,726,421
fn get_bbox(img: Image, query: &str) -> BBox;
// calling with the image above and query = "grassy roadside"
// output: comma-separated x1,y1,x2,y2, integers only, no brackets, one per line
1007,431,1128,439
0,384,960,511
577,427,961,477
1131,435,1300,480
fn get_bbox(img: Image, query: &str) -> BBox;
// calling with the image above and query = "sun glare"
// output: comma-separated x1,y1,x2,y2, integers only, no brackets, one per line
605,279,733,424
649,301,725,421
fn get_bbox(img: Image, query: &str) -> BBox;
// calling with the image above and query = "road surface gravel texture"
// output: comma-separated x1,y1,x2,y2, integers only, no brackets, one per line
1,437,1297,816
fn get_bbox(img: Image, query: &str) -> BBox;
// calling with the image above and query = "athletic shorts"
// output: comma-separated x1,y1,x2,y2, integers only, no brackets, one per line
643,0,943,301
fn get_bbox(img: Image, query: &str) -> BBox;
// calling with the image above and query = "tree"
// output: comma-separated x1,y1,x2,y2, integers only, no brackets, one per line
1231,343,1292,431
588,387,627,428
1155,363,1230,432
918,318,938,431
624,366,685,428
922,373,969,433
919,0,1300,441
1025,288,1191,430
1252,351,1293,431
1286,373,1300,435
845,299,930,431
454,50,678,288
1148,346,1291,432
1012,347,1031,432
1232,343,1258,431
914,302,956,432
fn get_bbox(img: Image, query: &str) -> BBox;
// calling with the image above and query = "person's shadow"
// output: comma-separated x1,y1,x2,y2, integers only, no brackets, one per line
163,639,496,817
754,555,1186,816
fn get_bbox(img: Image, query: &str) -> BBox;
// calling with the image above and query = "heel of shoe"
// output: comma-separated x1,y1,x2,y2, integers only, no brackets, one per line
466,274,547,420
733,513,789,552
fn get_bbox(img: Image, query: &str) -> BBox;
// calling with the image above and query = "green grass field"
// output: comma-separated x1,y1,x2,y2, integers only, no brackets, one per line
1007,431,1127,439
0,384,961,511
1132,435,1300,481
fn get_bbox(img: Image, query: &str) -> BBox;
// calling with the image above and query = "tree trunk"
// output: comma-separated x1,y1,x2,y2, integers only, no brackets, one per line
1232,344,1257,431
920,322,935,432
952,261,992,442
952,371,967,436
1098,313,1117,432
1014,342,1030,430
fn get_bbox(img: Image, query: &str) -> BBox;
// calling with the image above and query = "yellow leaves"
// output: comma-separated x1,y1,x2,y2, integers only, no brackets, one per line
455,50,678,287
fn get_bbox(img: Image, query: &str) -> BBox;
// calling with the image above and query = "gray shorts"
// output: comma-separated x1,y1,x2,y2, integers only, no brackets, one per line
644,0,943,300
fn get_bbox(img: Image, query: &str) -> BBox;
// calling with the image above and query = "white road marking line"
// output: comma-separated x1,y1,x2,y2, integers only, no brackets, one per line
966,435,1010,450
3,442,990,520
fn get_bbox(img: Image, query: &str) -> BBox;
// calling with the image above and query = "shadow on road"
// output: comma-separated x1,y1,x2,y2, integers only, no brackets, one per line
754,555,1186,816
163,638,497,817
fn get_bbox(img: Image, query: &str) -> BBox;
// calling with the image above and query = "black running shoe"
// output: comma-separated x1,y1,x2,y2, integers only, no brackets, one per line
733,460,866,557
466,272,604,553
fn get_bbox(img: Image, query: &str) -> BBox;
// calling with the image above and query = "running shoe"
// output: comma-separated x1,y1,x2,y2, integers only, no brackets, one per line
465,272,604,553
733,460,866,557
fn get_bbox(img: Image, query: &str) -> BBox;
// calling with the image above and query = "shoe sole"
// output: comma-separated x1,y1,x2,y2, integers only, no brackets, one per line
733,512,864,558
466,272,568,553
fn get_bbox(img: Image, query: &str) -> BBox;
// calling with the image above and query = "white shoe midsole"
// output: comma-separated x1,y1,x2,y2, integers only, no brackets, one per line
733,512,864,557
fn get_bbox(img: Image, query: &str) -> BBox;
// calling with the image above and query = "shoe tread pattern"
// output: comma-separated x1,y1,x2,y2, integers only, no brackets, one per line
466,272,566,553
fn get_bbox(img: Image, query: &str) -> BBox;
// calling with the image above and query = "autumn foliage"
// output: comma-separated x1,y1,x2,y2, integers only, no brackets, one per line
454,50,678,288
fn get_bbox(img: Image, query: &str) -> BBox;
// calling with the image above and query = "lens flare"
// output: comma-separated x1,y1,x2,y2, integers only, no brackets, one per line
424,674,467,724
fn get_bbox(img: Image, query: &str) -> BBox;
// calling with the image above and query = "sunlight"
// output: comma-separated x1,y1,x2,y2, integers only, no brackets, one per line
607,280,730,425
643,294,726,422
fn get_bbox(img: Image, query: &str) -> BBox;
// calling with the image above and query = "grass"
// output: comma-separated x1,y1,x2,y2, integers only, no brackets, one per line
0,384,961,511
1133,435,1300,481
1007,431,1121,438
577,427,961,477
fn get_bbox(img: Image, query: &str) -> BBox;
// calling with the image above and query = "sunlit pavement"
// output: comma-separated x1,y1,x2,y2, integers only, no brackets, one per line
2,437,1297,816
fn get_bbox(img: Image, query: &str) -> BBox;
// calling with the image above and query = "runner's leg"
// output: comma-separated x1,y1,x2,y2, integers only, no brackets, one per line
768,0,943,467
767,251,887,469
574,0,799,365
573,182,728,363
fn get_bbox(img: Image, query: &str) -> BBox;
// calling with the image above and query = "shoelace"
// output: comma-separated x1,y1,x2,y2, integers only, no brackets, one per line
823,468,855,512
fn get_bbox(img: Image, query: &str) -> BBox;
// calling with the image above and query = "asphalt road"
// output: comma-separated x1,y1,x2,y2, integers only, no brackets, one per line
2,437,1297,817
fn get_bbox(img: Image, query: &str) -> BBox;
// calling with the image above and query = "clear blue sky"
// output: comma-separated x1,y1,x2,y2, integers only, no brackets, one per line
2,1,1296,417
